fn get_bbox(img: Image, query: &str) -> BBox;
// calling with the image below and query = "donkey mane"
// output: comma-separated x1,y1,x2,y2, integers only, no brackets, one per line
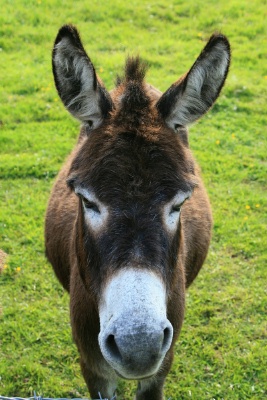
113,57,158,135
117,56,148,85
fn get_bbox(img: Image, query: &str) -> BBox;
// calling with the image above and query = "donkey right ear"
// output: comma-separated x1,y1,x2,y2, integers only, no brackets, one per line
157,34,231,129
52,25,113,129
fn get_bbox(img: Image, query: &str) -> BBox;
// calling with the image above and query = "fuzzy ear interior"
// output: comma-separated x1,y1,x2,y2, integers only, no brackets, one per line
52,25,113,128
157,34,231,129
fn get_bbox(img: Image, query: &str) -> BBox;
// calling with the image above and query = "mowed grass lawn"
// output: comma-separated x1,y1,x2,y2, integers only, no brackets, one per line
0,0,266,399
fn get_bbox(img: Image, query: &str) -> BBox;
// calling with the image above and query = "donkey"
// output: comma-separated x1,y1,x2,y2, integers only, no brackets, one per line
45,25,230,400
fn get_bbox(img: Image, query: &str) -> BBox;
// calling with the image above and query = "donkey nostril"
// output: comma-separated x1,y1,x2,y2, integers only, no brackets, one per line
162,326,173,353
105,334,122,362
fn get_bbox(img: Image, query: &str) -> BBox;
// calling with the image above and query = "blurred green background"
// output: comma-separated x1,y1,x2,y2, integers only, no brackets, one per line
0,1,266,398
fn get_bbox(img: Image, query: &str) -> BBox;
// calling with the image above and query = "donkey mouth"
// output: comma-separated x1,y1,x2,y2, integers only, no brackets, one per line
114,369,155,380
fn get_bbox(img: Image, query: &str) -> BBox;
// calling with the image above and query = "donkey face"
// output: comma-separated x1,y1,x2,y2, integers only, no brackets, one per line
66,125,194,379
52,25,230,382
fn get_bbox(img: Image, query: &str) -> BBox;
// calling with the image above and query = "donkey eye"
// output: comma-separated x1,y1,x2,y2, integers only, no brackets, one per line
171,204,182,214
82,197,100,213
87,120,93,129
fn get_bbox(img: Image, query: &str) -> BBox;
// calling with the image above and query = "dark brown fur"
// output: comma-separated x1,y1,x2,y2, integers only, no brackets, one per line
45,25,230,400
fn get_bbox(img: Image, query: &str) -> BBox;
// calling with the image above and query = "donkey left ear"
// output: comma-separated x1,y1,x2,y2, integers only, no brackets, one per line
157,34,231,129
52,25,113,128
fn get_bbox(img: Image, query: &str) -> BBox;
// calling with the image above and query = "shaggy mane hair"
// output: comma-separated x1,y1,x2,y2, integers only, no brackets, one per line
114,57,153,131
118,56,148,84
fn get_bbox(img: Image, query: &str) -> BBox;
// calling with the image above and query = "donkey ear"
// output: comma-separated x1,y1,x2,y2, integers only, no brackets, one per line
157,34,231,129
52,25,113,128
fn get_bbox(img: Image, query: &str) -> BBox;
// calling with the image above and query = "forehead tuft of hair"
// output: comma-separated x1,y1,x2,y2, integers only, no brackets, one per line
116,56,148,86
125,56,148,83
114,56,152,130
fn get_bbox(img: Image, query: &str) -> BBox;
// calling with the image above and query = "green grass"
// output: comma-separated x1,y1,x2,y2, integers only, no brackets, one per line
0,0,266,399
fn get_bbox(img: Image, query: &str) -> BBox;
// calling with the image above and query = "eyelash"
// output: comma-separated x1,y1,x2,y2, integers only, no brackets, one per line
79,195,100,213
170,199,187,214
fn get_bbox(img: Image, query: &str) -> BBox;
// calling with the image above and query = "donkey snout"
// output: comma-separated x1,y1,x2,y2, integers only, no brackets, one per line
99,268,173,378
99,318,173,379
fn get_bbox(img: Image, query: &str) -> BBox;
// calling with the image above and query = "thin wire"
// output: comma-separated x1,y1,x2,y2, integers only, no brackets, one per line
0,395,117,400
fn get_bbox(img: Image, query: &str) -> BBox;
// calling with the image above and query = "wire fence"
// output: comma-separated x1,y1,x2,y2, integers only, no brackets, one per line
0,393,170,400
0,395,116,400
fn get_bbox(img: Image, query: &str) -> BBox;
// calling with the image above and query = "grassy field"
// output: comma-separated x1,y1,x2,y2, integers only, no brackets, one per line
0,0,266,399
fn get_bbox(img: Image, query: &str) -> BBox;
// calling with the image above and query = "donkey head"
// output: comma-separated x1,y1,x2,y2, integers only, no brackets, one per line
52,25,230,380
